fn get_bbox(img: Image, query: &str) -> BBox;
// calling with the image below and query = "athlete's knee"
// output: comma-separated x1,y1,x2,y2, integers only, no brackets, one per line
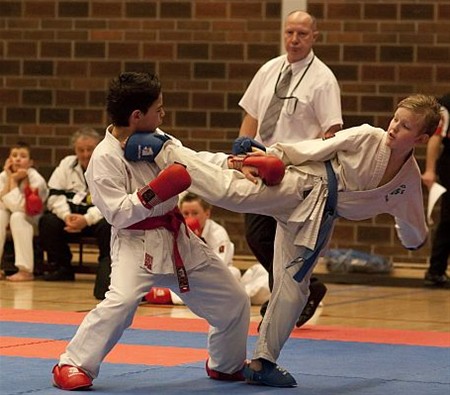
105,287,142,313
230,286,251,317
9,211,28,227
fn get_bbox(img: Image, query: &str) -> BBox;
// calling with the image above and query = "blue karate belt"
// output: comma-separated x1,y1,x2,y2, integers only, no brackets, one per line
293,160,339,282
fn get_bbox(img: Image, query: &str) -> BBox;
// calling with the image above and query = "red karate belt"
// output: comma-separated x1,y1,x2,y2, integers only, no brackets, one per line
126,207,190,293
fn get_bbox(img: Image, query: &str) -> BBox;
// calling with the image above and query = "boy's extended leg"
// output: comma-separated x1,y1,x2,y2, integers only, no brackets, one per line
154,141,303,221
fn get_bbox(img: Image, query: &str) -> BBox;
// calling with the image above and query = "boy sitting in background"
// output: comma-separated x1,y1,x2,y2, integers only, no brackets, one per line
0,142,48,281
147,192,271,306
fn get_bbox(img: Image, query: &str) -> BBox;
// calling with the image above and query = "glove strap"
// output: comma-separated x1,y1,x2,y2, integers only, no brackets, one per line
137,185,161,209
229,155,245,171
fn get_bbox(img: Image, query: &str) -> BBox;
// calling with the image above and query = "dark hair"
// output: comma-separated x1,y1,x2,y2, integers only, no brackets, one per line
10,141,32,157
106,72,161,127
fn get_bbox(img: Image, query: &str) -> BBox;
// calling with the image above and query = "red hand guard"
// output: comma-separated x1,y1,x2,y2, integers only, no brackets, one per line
138,163,191,209
24,186,43,216
185,216,202,236
242,155,285,186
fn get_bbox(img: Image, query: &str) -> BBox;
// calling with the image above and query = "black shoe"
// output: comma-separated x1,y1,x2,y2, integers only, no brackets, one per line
44,268,75,281
243,359,297,388
424,271,449,287
296,279,327,328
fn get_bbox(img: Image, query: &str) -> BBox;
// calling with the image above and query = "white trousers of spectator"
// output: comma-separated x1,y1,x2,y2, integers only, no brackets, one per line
0,210,36,273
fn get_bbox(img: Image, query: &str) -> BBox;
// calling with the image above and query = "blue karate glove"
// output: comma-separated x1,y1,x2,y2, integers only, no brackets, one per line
232,136,266,155
124,131,171,162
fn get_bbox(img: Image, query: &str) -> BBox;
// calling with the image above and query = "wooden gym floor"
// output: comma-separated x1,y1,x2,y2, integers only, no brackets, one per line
1,264,449,333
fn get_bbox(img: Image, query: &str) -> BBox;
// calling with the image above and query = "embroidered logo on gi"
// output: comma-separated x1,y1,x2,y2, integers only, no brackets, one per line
144,253,153,271
385,184,406,202
219,245,225,253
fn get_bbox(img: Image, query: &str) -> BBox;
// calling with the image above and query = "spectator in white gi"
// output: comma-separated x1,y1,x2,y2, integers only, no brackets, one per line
0,141,48,281
147,192,270,305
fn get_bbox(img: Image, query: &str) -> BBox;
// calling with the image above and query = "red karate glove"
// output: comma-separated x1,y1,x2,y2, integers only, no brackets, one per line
185,216,202,236
24,186,44,216
138,163,192,209
232,155,285,186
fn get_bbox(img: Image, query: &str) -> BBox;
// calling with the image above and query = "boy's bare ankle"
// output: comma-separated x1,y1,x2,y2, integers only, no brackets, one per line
249,359,263,371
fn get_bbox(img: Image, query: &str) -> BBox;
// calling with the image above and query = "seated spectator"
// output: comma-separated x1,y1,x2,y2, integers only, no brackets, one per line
39,127,112,300
0,141,48,281
147,192,269,305
180,192,240,279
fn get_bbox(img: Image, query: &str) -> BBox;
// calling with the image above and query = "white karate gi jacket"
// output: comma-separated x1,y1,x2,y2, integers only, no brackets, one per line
0,168,48,215
268,124,428,250
47,155,103,226
201,219,234,267
85,127,230,275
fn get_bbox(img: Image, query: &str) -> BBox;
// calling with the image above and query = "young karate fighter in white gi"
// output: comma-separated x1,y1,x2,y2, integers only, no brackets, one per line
51,72,280,391
124,94,441,388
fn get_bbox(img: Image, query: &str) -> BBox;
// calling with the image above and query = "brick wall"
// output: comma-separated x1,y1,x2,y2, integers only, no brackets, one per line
1,0,449,265
309,0,450,266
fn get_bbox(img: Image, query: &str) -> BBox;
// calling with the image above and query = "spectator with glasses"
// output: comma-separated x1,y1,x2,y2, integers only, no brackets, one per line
238,10,343,328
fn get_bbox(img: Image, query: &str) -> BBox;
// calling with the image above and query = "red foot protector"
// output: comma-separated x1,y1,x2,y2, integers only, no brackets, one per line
145,287,173,304
52,364,92,391
205,359,245,381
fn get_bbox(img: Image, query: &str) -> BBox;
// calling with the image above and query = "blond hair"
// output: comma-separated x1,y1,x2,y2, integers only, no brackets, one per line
397,94,441,137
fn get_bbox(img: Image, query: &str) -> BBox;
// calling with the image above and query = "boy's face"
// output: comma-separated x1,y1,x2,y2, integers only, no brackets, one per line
386,107,429,152
8,147,32,172
180,200,210,230
135,93,165,132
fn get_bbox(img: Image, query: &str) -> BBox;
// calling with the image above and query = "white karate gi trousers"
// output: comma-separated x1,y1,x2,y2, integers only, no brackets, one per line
59,230,250,378
0,210,35,273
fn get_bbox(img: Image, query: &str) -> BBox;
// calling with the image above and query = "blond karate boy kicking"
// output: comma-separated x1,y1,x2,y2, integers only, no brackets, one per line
124,94,441,388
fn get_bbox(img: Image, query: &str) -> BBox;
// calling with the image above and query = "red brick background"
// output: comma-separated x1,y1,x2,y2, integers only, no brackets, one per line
1,0,449,265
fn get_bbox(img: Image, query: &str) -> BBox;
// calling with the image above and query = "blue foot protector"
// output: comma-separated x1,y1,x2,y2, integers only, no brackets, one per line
243,358,297,388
